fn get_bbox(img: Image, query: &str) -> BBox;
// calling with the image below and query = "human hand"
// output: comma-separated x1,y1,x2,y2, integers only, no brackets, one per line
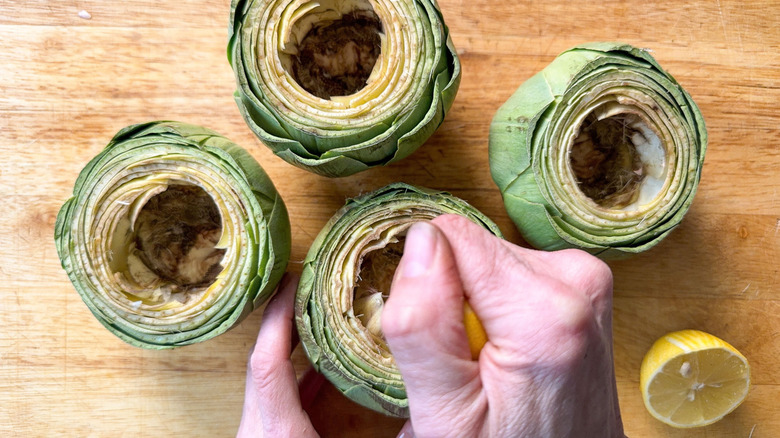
237,274,319,438
383,214,625,438
237,274,406,438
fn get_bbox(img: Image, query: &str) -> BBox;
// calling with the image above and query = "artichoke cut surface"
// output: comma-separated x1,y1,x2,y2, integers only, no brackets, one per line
228,0,461,177
55,121,291,349
489,42,707,258
295,183,501,417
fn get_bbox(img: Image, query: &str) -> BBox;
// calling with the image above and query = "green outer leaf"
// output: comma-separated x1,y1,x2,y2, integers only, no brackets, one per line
489,42,707,258
296,183,501,416
54,121,291,349
228,0,461,177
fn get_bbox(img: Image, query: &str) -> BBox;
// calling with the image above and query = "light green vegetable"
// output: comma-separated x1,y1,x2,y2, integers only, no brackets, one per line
295,183,501,417
228,0,460,177
490,42,707,258
55,121,291,349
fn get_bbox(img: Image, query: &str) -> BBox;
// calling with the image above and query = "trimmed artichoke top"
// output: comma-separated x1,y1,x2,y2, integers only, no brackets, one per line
55,121,291,349
295,183,501,417
490,42,707,258
228,0,461,177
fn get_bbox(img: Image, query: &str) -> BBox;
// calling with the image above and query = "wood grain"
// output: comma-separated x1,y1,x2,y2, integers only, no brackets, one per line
1,0,779,436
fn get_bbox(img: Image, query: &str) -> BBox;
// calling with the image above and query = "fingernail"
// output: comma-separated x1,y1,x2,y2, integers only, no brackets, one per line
401,222,437,278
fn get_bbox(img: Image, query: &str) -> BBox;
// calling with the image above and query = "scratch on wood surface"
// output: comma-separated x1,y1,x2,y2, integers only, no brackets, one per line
715,0,730,49
669,13,683,36
736,26,744,53
749,424,757,438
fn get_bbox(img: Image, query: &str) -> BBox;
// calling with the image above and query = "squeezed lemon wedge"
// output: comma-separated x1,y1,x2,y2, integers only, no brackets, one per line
464,302,487,360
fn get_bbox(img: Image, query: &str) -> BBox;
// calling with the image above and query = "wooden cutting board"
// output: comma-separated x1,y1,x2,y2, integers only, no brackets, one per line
1,0,778,436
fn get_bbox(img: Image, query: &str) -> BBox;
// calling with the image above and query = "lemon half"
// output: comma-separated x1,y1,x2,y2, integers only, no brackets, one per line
640,329,750,428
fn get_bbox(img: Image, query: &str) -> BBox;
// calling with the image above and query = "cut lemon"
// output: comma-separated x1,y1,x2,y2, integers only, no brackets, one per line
640,329,750,428
463,302,487,360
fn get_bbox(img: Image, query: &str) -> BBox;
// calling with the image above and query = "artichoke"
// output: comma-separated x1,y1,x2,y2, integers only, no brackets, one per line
489,42,707,258
295,183,501,417
55,121,291,349
228,0,461,177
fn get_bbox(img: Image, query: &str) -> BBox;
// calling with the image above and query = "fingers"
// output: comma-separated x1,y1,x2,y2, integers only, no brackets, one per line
383,221,481,412
431,215,611,296
533,248,613,301
428,215,546,339
429,214,535,307
430,214,525,291
430,215,613,355
254,274,298,360
432,214,613,310
526,248,614,338
382,216,619,437
237,274,317,438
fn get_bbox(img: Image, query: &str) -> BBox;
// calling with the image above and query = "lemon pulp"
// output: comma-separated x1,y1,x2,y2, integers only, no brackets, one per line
640,329,750,428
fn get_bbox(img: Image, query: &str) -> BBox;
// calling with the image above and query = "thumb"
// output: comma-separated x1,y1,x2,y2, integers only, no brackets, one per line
383,221,479,412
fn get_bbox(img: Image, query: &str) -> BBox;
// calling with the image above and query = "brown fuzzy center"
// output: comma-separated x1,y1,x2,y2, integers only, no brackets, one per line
569,113,647,208
133,185,225,289
352,238,404,347
290,11,382,99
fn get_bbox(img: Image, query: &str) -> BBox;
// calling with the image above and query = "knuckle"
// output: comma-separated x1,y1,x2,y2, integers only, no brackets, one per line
555,287,594,333
381,302,419,341
551,316,591,365
549,286,598,365
557,248,613,297
586,258,613,296
557,248,600,269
